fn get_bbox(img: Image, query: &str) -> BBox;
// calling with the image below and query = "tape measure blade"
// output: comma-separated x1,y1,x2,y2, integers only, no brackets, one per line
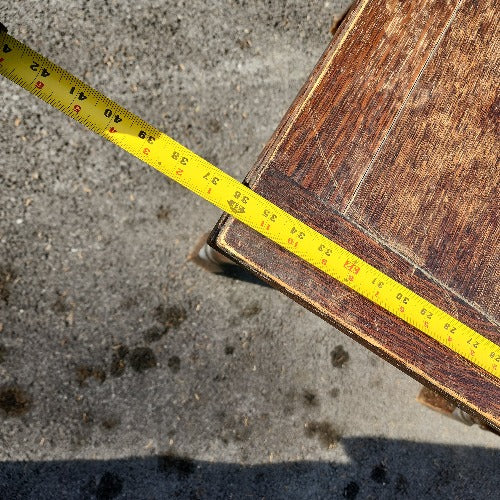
0,29,498,380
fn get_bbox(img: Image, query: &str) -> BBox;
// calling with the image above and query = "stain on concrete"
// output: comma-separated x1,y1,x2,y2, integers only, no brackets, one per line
154,304,187,329
395,474,409,495
330,345,349,368
304,420,340,449
224,345,235,355
0,386,31,417
110,344,129,377
156,205,171,220
240,303,261,317
101,417,121,430
212,373,227,383
51,291,71,314
167,355,181,373
207,118,221,133
343,481,360,499
370,463,389,485
95,471,123,500
129,347,157,373
0,343,7,363
0,265,16,303
302,389,320,408
330,387,340,398
143,325,164,343
76,365,107,386
81,411,94,426
144,305,187,342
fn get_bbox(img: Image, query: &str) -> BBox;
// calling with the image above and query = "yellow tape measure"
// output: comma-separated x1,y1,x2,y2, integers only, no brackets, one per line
1,25,498,379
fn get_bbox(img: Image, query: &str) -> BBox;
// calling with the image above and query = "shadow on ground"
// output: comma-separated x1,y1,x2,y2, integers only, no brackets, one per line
1,437,498,499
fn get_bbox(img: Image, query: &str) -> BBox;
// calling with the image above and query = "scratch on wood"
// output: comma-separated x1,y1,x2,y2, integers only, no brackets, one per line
343,0,465,215
267,0,371,165
311,106,337,187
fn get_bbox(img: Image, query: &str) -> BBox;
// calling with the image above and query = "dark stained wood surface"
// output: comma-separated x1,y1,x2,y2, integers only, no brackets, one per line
210,0,500,429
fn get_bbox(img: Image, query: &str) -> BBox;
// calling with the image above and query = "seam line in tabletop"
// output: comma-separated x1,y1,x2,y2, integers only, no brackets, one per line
340,210,500,331
342,0,464,215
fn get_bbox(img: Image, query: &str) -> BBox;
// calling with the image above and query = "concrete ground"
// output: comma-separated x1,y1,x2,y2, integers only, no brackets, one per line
0,1,498,499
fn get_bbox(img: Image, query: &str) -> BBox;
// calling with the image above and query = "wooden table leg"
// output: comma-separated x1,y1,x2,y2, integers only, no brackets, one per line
417,387,499,435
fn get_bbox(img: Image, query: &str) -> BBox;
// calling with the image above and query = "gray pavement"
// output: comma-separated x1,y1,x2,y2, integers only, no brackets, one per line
0,1,498,499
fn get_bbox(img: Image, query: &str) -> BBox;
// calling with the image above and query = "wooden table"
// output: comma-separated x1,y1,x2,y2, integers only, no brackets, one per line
210,0,499,429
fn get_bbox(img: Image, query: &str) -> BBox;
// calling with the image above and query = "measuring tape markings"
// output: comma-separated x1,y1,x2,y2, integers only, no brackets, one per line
1,29,499,379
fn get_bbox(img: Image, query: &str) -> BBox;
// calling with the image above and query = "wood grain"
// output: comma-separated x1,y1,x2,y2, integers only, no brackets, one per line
346,0,499,320
210,0,500,429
